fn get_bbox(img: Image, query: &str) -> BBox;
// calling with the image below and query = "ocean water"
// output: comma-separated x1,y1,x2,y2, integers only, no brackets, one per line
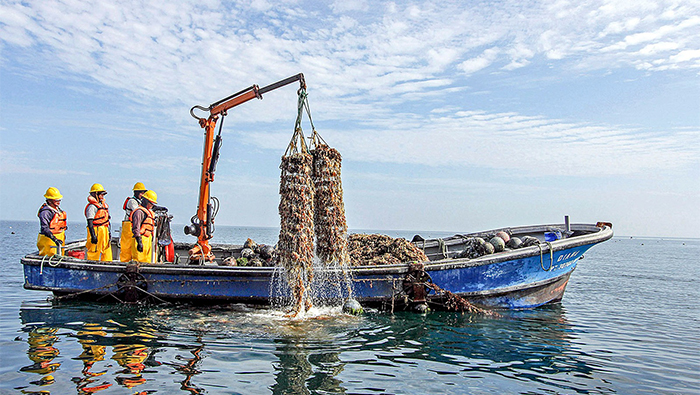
0,220,698,395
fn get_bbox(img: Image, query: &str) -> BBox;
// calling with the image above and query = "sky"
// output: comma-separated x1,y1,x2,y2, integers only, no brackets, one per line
0,0,698,238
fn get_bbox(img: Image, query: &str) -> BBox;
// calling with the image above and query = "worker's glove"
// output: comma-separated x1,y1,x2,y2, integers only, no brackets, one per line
136,236,143,252
87,220,98,245
51,235,63,245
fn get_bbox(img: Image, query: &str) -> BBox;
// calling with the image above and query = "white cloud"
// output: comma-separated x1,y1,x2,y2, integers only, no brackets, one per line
671,48,700,63
638,41,680,55
330,0,369,13
599,17,641,37
243,109,700,177
458,48,500,74
2,0,699,110
1,0,699,178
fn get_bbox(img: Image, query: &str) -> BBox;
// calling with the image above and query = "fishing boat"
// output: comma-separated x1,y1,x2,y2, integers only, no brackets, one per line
21,221,613,310
21,74,613,310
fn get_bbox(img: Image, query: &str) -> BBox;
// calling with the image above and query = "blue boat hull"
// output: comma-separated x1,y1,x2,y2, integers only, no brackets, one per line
22,224,612,310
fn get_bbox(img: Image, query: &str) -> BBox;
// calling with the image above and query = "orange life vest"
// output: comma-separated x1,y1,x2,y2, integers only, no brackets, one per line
85,195,110,227
130,206,155,237
123,196,138,212
38,203,67,234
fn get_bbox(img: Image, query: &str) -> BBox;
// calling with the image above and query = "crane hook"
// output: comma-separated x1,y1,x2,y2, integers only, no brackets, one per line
190,105,209,121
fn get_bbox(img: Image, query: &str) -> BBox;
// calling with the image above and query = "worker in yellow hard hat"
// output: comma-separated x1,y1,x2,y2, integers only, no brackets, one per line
119,182,147,262
130,190,157,263
85,183,112,261
37,187,67,256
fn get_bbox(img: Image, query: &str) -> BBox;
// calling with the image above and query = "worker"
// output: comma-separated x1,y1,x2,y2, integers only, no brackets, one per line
37,187,68,256
130,190,157,263
120,182,147,262
85,183,112,261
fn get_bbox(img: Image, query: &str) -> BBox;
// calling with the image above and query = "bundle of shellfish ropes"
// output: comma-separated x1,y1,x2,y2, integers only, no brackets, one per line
277,89,315,316
310,129,354,299
310,130,348,268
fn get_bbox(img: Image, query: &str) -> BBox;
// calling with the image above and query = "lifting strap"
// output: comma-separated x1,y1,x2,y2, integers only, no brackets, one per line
284,88,316,156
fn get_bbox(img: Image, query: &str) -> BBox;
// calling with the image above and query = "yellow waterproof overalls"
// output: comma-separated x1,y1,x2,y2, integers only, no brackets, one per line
36,204,67,256
85,196,112,261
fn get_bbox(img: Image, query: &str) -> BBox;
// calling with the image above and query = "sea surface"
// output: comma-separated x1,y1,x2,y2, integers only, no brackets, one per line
0,220,698,395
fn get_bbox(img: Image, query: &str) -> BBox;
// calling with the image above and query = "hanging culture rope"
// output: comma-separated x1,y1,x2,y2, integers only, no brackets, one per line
277,88,315,316
308,102,353,300
309,126,348,267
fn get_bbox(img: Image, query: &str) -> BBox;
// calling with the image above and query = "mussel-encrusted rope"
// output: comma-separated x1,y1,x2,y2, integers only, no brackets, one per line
278,152,315,314
312,144,348,266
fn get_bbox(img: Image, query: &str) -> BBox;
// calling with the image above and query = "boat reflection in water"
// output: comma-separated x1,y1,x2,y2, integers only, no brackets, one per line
74,323,110,393
18,302,603,394
270,318,349,395
19,303,160,394
162,338,205,395
21,326,60,387
266,305,598,394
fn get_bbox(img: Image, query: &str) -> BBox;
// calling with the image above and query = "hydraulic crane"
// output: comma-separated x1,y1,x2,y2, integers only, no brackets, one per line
185,73,306,263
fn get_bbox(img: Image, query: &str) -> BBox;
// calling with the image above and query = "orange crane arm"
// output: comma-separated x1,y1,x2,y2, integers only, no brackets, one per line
185,73,306,263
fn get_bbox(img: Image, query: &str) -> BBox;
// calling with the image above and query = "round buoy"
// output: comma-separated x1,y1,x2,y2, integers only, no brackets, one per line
495,231,510,243
507,237,522,249
482,241,495,255
490,236,505,252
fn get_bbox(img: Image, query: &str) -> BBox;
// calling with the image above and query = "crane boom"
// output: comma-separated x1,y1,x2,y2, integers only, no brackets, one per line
185,73,306,263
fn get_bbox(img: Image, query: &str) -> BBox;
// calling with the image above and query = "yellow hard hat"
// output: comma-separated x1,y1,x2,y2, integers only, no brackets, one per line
132,182,146,192
142,190,158,204
90,183,107,194
44,187,63,200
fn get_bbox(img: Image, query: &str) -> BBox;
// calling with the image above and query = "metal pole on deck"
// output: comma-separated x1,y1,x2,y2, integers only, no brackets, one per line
152,223,157,264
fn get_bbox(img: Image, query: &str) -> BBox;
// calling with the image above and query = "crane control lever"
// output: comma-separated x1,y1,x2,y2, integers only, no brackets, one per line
185,73,306,264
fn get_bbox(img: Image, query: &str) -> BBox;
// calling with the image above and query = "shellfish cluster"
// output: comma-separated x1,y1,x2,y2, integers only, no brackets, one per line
220,238,277,267
276,121,354,315
347,234,428,266
277,151,315,314
311,144,348,267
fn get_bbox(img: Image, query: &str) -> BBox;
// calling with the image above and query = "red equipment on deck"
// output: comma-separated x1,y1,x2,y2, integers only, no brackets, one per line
185,73,306,263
